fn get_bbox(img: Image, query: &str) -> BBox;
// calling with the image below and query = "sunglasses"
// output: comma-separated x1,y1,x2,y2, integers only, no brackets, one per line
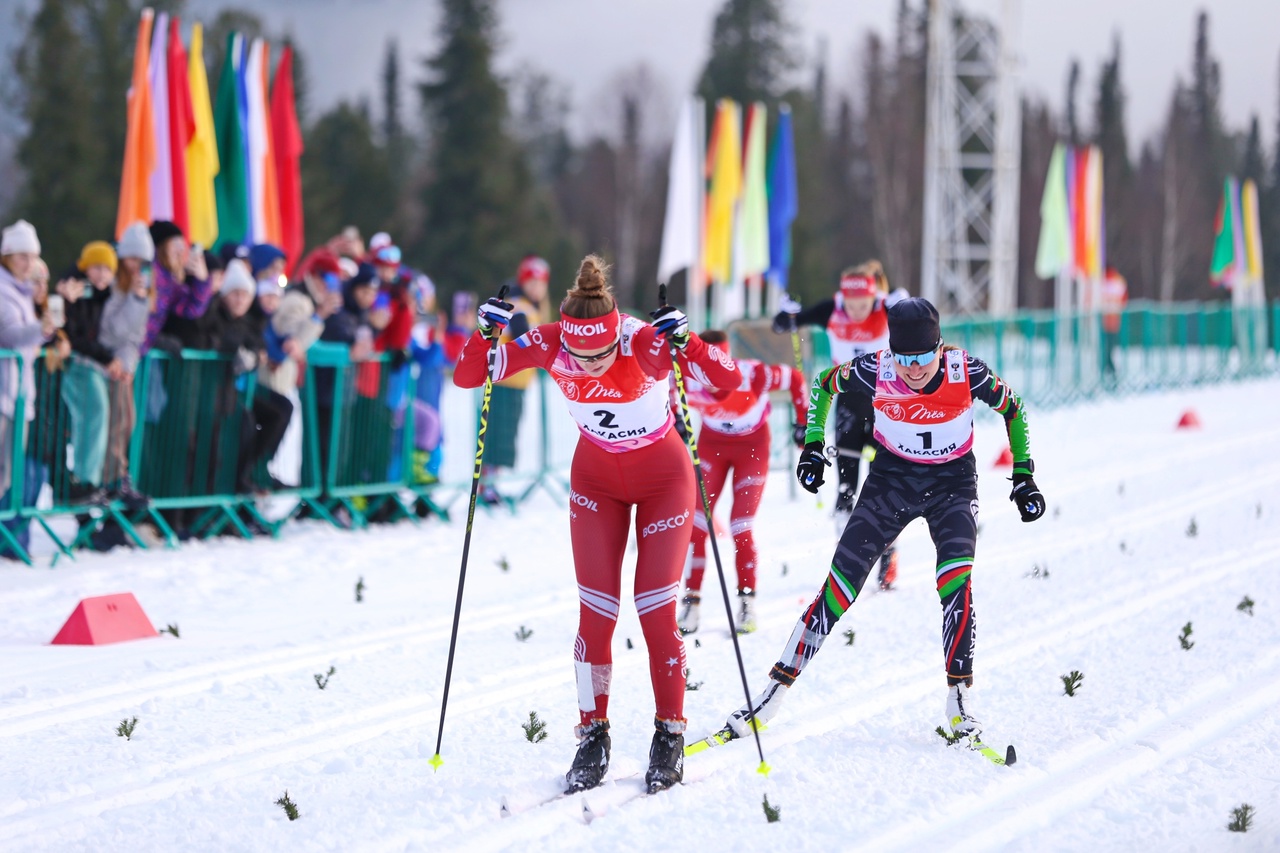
375,245,402,265
892,346,940,367
564,339,620,364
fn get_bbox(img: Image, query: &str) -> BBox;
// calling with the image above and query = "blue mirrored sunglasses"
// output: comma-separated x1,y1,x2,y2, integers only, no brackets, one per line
892,347,940,367
375,245,402,265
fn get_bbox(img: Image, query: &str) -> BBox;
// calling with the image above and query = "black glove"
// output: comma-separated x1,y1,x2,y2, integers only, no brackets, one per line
770,294,802,334
796,441,830,493
791,422,808,449
1010,466,1045,522
649,305,690,349
150,333,184,357
477,297,514,340
388,348,408,371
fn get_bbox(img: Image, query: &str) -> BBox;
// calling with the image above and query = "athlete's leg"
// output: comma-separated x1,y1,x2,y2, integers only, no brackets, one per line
568,441,632,731
687,430,731,593
631,431,696,730
727,429,769,593
923,482,980,686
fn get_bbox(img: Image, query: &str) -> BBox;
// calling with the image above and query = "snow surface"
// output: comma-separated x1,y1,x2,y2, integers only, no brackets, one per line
3,378,1280,852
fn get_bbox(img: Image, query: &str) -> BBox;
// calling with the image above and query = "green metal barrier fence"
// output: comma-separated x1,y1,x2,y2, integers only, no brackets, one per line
0,349,29,564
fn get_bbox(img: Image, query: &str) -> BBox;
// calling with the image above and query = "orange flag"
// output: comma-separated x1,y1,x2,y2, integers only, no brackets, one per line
260,43,283,246
116,10,156,239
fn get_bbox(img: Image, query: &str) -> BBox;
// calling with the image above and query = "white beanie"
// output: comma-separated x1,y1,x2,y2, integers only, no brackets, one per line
222,259,255,297
1,220,40,256
117,221,155,261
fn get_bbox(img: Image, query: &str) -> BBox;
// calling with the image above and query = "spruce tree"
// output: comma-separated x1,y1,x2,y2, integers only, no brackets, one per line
696,0,796,108
1093,35,1135,281
300,102,394,248
382,39,409,186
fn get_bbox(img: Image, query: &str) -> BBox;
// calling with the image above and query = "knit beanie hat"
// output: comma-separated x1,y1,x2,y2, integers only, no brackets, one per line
78,241,119,273
249,243,287,277
887,297,942,355
117,222,155,261
222,259,256,297
149,220,184,250
1,219,40,256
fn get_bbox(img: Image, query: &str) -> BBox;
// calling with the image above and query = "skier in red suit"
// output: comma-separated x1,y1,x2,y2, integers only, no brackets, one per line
675,329,807,636
454,254,739,794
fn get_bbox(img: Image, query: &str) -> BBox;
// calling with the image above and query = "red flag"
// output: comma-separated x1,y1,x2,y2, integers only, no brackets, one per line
270,45,305,272
166,18,195,237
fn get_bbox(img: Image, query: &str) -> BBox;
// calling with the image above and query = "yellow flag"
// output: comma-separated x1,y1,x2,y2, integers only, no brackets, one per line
702,100,742,284
185,23,220,247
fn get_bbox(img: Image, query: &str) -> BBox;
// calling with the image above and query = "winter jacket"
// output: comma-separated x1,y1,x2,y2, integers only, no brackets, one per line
258,292,323,397
98,290,151,374
0,264,44,421
64,283,114,368
140,264,214,355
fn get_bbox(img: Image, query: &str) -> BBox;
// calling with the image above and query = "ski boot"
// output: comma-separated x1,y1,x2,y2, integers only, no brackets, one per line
877,545,899,591
727,667,794,737
677,592,701,635
945,682,981,739
564,719,611,792
734,590,757,634
645,718,685,793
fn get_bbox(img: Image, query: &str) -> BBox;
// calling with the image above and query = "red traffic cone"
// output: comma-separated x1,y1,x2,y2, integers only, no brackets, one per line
51,593,158,646
1176,409,1201,429
993,446,1014,468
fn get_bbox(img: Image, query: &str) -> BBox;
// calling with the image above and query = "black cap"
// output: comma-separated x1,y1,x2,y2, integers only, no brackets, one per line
149,220,184,248
888,297,941,354
350,262,378,288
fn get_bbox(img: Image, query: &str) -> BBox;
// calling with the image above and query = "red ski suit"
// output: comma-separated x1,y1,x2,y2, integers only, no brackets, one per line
455,315,740,730
684,359,807,593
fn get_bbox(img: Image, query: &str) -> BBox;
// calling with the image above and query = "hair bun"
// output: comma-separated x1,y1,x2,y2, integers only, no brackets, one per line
575,255,609,293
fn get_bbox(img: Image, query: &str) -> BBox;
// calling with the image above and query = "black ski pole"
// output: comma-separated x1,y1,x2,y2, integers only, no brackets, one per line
658,284,769,776
430,285,508,771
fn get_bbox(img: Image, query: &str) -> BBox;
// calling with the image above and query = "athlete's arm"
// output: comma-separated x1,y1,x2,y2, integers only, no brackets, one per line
803,354,877,444
453,322,559,388
753,362,809,425
967,354,1032,470
641,325,741,389
790,298,836,329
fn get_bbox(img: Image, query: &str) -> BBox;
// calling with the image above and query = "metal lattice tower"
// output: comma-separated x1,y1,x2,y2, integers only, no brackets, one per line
921,0,1021,315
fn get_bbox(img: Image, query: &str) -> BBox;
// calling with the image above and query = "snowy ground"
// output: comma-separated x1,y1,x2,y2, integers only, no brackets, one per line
3,378,1279,852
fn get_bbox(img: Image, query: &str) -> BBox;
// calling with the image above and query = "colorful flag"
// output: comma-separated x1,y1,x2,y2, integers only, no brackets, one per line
1033,143,1071,279
166,17,195,237
213,33,249,248
765,104,797,288
657,98,703,286
186,22,220,248
1082,145,1104,280
244,40,269,244
258,42,282,246
1210,177,1240,287
148,12,173,223
271,45,305,272
116,10,156,239
1242,178,1264,283
702,99,741,284
736,102,770,280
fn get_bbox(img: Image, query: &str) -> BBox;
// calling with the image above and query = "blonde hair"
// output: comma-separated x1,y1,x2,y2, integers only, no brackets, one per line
560,254,616,319
840,259,889,293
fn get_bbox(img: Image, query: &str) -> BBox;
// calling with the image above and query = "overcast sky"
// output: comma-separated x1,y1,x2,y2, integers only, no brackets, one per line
4,0,1278,150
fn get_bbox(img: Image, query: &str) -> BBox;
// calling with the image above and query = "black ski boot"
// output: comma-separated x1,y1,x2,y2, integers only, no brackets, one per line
645,718,684,793
564,719,610,793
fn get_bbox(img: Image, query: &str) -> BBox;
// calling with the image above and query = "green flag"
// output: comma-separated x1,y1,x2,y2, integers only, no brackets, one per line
1034,143,1071,280
1210,177,1239,286
213,32,248,249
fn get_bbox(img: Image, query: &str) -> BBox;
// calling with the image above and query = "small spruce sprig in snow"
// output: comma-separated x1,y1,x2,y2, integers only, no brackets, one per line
1179,622,1195,650
1061,670,1084,696
934,726,962,745
116,717,138,740
314,666,335,689
685,673,704,691
355,577,365,603
781,563,788,576
496,556,510,572
522,711,548,743
1025,564,1049,579
514,626,533,642
762,794,782,823
1226,803,1254,832
1186,517,1198,537
275,791,300,821
842,629,856,647
1237,596,1254,616
162,623,180,638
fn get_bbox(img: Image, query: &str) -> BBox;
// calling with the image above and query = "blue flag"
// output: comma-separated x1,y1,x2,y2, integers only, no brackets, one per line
766,106,798,288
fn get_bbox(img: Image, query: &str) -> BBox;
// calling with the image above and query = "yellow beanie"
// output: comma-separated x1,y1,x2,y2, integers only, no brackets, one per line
77,240,119,273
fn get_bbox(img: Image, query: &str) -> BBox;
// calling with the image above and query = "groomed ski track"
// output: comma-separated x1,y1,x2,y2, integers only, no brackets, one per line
2,380,1278,851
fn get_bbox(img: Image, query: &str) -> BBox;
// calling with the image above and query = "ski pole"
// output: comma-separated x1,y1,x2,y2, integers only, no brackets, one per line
825,445,877,463
659,284,769,776
786,299,822,510
430,284,508,771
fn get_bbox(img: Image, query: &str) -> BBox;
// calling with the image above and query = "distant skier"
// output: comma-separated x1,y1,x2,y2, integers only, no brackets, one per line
773,259,908,588
675,329,807,636
454,255,740,794
723,297,1044,743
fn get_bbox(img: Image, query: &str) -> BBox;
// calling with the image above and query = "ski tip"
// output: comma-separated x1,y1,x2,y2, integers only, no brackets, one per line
499,796,511,818
757,760,772,777
428,753,444,772
1005,745,1017,766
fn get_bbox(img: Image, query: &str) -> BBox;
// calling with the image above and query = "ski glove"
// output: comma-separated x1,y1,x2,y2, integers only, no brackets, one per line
650,305,691,349
796,442,830,493
791,422,808,449
771,295,802,334
1010,469,1045,522
477,297,515,340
